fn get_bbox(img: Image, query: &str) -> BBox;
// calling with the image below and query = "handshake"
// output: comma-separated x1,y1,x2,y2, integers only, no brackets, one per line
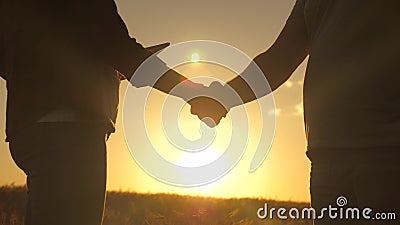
136,43,251,126
181,81,240,128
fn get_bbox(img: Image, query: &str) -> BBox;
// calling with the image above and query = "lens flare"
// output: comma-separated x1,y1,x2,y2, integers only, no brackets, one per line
191,53,200,63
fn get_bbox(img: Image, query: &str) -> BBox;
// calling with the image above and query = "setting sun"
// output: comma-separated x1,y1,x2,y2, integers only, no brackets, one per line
176,147,222,167
191,52,200,63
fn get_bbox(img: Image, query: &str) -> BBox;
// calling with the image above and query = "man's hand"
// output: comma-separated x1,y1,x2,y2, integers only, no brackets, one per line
188,81,233,127
188,96,228,127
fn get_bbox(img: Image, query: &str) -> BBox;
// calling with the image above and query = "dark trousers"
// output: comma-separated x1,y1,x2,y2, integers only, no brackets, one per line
9,122,108,225
308,148,400,225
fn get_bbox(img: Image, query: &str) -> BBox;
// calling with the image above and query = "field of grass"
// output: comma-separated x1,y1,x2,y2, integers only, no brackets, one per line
0,185,312,225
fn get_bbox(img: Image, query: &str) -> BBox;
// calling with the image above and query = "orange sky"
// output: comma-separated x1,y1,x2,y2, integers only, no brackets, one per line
0,0,311,202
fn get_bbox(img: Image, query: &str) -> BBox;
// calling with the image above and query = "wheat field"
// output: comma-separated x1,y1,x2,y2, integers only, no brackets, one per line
0,185,312,225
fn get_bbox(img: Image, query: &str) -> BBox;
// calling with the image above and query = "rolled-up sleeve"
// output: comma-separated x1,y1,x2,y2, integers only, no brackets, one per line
74,0,153,79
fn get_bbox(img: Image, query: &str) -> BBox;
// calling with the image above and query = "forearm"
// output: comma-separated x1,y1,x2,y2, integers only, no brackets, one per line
153,69,205,101
227,44,309,105
226,0,309,107
127,53,204,99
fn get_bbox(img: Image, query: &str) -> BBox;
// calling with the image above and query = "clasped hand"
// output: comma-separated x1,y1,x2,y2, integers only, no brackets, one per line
188,81,234,127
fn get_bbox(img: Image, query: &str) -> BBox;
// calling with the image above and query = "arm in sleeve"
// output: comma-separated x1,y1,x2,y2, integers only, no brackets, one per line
81,0,204,98
81,0,153,80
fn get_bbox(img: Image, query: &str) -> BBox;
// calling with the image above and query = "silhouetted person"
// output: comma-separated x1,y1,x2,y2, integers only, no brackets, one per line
0,1,207,225
191,0,400,224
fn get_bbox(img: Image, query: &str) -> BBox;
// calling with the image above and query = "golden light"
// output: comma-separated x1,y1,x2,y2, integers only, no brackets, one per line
191,52,200,63
176,147,222,167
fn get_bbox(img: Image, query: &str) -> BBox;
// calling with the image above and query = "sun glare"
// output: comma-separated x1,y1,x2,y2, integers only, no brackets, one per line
191,52,200,63
177,147,222,167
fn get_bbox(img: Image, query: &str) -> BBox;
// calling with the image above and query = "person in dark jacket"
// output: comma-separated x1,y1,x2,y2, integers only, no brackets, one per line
0,1,220,224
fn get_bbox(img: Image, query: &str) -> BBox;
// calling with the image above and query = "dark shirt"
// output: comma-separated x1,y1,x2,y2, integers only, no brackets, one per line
1,0,152,139
255,0,400,148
